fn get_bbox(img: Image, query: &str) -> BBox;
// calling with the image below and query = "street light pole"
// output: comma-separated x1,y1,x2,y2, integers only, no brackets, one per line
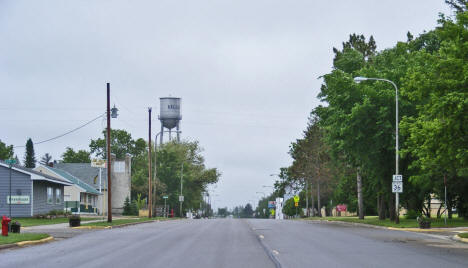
180,163,183,218
354,76,400,224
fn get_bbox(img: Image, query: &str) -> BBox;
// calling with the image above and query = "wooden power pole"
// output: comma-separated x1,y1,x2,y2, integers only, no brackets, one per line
107,83,112,223
148,107,152,218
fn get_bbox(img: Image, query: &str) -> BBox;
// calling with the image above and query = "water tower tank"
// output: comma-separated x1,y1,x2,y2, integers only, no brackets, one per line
159,97,181,129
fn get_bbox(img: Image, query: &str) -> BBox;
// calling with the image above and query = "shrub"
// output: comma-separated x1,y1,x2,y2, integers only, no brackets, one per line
123,197,133,215
405,209,421,219
131,200,139,216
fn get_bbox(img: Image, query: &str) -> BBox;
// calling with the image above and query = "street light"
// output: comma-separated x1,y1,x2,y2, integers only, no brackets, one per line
353,76,400,224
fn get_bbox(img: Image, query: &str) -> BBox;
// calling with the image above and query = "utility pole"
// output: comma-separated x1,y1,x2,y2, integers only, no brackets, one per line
148,107,152,218
9,161,12,218
180,163,183,218
106,83,112,223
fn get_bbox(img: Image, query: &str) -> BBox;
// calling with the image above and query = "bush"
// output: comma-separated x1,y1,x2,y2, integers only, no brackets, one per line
405,210,421,219
123,197,133,215
131,200,139,216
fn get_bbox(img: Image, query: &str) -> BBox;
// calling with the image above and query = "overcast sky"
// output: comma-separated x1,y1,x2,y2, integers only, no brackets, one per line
1,1,451,209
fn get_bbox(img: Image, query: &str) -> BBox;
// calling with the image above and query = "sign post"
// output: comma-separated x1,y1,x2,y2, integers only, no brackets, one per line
392,175,403,223
293,195,300,218
163,195,168,218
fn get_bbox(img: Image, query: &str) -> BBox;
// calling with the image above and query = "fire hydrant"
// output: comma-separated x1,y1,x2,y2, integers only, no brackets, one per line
2,215,11,236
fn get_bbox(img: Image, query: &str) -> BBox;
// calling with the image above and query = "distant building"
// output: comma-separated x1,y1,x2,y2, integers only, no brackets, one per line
0,161,72,217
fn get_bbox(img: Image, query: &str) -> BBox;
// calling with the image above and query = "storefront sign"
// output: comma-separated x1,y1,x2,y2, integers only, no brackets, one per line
7,195,30,204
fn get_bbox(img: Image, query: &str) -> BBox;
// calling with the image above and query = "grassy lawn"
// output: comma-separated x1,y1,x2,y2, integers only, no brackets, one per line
0,233,49,245
459,232,468,238
302,215,468,228
80,217,168,227
12,217,96,227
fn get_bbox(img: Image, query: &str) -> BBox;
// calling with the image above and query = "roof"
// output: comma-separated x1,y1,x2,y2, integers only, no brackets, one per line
42,166,101,195
0,160,72,186
54,163,107,190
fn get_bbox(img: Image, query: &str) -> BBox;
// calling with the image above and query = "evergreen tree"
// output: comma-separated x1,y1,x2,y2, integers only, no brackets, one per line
40,153,53,166
24,138,36,168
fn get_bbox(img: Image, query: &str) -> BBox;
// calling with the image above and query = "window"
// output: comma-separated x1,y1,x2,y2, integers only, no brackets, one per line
47,187,53,204
55,188,61,204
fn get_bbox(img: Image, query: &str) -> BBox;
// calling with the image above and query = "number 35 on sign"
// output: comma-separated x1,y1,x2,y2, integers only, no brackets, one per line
392,181,403,193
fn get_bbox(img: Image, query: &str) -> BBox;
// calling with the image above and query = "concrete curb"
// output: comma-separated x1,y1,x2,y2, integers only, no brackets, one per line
0,235,54,250
16,236,54,246
73,219,162,230
453,234,468,243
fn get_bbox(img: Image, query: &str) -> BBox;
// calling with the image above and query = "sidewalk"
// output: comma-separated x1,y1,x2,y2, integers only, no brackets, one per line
305,219,468,243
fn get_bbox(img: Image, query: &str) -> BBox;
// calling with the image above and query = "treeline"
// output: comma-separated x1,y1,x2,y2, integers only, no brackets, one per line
274,3,468,220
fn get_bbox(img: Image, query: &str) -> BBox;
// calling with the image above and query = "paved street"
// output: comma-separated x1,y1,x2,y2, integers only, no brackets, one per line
1,219,468,268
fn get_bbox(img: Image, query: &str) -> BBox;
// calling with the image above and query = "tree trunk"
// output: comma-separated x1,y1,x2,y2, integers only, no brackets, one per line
378,194,386,220
357,169,364,219
426,196,431,218
305,178,309,217
447,193,453,219
389,195,395,221
317,181,321,217
311,181,315,217
437,203,443,218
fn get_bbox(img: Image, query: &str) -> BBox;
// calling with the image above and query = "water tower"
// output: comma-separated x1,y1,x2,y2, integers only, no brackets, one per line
159,97,182,144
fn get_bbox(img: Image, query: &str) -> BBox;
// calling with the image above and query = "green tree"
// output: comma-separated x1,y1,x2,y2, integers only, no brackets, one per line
0,139,14,160
40,153,53,166
217,207,229,217
24,138,36,168
89,129,146,159
401,10,468,219
131,140,220,217
242,204,254,218
62,147,91,163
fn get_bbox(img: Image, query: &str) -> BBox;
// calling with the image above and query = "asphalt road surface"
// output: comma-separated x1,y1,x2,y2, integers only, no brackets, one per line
1,219,467,268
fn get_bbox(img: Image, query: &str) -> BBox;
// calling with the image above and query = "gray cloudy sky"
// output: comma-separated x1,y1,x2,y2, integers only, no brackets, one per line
1,1,450,209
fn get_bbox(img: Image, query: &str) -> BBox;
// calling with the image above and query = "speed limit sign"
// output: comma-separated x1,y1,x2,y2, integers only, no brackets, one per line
392,181,403,193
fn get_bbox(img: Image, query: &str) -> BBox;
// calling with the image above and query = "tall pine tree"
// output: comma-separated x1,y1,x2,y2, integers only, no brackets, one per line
24,138,36,168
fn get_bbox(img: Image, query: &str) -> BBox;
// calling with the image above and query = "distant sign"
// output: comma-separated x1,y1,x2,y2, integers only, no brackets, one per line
179,195,184,202
91,159,106,168
294,202,299,207
392,175,403,182
163,196,168,199
5,159,16,165
336,204,347,212
270,209,275,216
392,181,403,193
7,195,30,204
268,201,276,208
293,195,300,203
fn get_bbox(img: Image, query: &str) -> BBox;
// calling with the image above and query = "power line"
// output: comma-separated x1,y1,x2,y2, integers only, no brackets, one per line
14,113,106,148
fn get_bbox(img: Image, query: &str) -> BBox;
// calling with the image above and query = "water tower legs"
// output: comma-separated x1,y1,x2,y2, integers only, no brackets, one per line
160,124,164,145
176,122,180,142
